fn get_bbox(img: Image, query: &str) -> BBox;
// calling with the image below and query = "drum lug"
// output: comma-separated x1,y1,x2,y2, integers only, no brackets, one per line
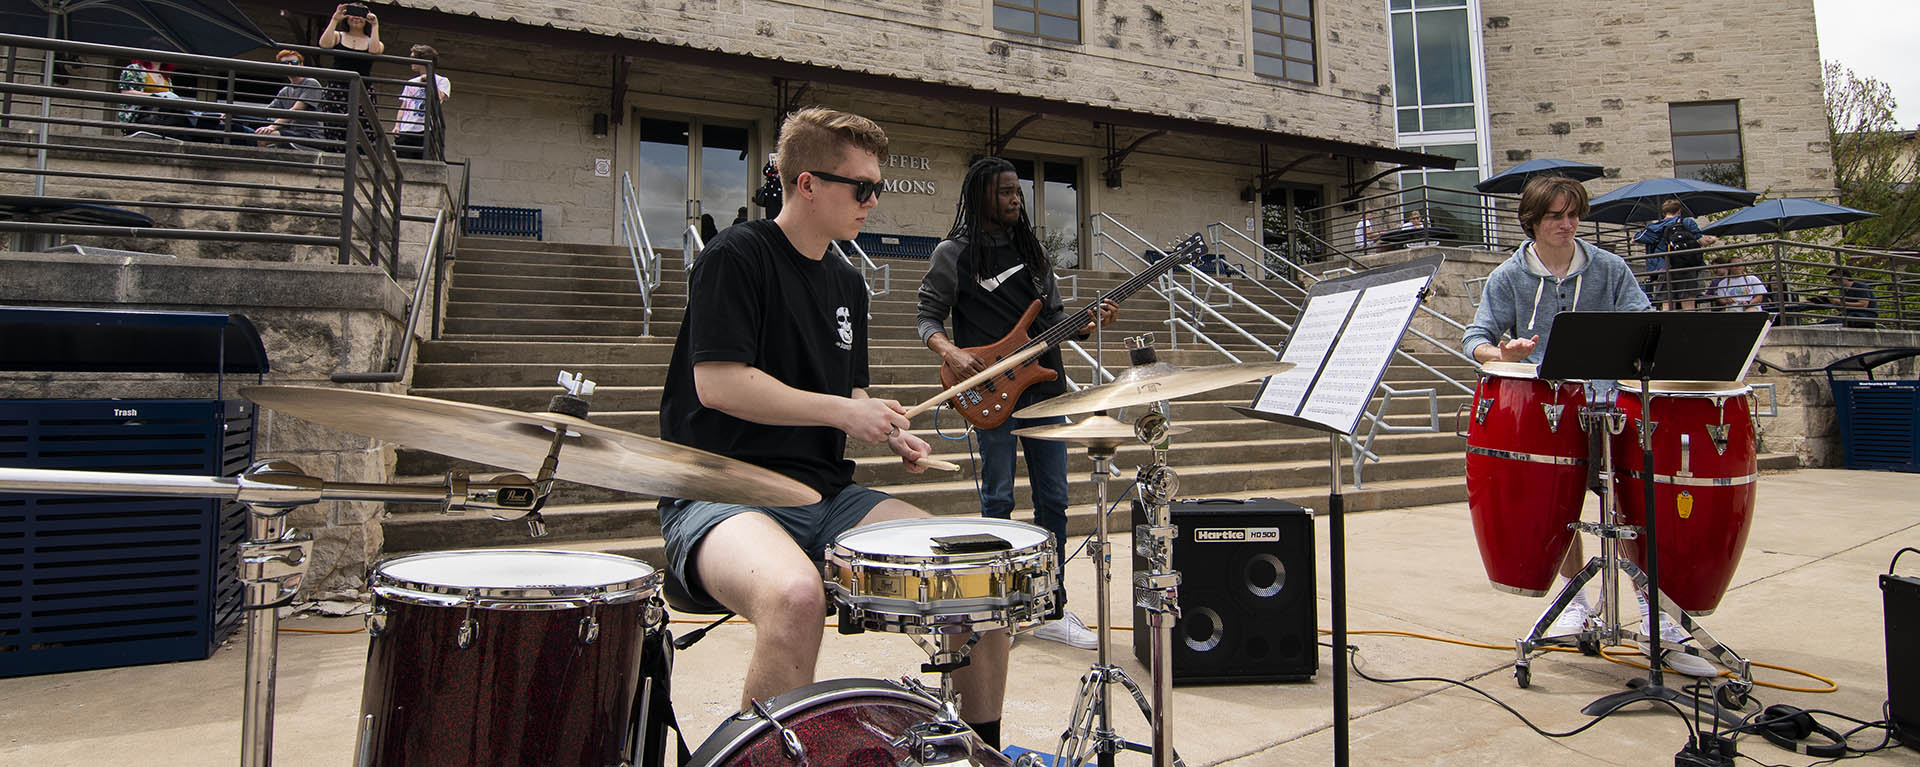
749,697,809,767
456,596,478,649
1679,433,1693,477
1704,424,1730,456
579,599,601,645
1541,403,1566,433
365,605,387,638
1474,397,1491,426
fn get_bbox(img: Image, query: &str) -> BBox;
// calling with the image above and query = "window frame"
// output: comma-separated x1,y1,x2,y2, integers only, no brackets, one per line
1668,100,1746,186
1251,0,1317,85
993,0,1082,44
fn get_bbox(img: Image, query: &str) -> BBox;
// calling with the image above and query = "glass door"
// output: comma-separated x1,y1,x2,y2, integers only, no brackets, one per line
634,116,756,251
1007,156,1085,268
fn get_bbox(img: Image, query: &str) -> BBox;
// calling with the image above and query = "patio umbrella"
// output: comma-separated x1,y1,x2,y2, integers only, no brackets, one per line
0,0,270,57
1474,158,1604,194
1699,197,1879,237
1585,177,1759,224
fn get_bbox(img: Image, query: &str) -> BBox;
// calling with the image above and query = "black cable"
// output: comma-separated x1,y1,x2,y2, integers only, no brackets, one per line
1891,546,1920,574
1336,641,1703,741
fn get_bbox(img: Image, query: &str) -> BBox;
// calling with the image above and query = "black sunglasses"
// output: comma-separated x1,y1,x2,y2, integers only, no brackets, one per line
806,170,883,203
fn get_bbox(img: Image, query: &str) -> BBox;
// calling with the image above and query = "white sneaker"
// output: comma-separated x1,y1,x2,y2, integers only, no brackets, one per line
1637,591,1718,677
1031,611,1098,650
1546,599,1595,637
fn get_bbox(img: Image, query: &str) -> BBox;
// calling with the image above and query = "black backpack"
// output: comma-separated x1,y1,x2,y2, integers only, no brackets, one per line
1662,219,1703,252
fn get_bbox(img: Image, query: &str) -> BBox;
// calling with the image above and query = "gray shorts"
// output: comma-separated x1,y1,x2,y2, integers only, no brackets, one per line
660,484,893,613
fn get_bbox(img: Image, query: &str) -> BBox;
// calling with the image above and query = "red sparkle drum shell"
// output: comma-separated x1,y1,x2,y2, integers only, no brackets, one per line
1612,382,1758,615
357,549,662,767
1464,363,1590,596
688,678,1012,767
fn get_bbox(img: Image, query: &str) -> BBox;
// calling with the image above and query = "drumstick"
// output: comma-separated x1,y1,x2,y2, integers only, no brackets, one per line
913,457,960,472
902,343,1051,420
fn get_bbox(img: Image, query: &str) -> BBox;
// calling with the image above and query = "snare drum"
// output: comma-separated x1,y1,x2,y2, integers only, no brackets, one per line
1612,381,1758,615
687,678,1013,767
1463,361,1590,596
824,517,1058,635
357,549,663,767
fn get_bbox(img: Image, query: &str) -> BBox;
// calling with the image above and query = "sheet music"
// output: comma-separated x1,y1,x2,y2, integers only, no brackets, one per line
1253,289,1358,417
1298,278,1427,431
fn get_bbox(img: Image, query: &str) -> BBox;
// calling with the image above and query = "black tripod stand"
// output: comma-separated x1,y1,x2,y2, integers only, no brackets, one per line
1537,311,1770,722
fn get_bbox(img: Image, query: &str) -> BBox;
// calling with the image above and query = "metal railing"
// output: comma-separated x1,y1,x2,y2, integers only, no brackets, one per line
830,238,891,297
1618,238,1920,330
332,209,449,383
0,34,404,274
1295,185,1641,263
616,171,663,336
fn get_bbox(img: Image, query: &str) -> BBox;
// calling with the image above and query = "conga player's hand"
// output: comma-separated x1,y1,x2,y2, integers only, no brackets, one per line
1499,335,1538,362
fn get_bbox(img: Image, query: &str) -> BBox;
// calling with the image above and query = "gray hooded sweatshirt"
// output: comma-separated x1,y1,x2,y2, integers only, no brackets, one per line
1460,239,1651,365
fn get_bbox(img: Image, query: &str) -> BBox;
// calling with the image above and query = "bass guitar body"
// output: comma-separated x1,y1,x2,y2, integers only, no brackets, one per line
941,299,1058,431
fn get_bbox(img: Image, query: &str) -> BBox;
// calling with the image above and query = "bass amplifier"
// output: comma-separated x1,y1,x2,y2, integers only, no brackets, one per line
1886,570,1920,751
1131,498,1317,684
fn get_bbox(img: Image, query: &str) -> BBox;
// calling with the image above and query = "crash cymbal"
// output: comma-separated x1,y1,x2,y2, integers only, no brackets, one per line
1011,415,1190,449
1011,360,1296,419
242,386,820,506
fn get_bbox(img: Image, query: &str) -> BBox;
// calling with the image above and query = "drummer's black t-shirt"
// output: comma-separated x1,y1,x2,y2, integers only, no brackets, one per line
657,219,870,500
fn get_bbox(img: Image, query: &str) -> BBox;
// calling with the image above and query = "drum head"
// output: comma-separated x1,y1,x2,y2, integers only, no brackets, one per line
834,517,1050,558
1478,361,1540,378
372,549,658,608
1617,380,1750,396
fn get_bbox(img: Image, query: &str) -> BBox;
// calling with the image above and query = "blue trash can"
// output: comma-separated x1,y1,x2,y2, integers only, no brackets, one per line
1827,348,1920,473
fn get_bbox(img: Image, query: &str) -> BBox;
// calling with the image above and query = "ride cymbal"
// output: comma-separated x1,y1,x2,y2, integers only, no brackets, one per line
1011,360,1295,419
1010,415,1190,449
242,386,820,506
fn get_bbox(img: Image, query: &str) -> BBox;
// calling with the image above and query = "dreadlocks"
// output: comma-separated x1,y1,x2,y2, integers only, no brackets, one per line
946,156,1051,291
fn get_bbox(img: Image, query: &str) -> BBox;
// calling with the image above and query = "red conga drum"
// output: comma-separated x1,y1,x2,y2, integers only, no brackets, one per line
1463,361,1589,596
1612,381,1758,615
687,678,1012,767
357,549,663,767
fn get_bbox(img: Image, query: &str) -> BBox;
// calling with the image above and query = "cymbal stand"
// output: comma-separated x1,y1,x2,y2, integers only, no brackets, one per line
0,457,556,767
1053,414,1185,767
1131,413,1183,767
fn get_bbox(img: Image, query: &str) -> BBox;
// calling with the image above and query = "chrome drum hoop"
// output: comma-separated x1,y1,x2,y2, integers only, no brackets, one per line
370,549,661,611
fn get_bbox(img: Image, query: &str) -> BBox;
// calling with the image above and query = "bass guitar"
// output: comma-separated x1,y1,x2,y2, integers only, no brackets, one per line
939,232,1206,430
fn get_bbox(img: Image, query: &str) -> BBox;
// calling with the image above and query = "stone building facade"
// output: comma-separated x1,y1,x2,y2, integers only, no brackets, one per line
1480,0,1834,199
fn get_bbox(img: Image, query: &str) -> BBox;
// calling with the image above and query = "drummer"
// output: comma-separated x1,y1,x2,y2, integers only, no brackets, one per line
1460,176,1714,677
654,107,1013,745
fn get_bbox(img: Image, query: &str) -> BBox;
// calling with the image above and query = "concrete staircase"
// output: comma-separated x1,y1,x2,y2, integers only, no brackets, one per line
387,235,1795,564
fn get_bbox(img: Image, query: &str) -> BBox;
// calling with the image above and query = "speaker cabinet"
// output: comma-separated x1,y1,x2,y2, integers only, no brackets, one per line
1132,498,1317,684
1885,573,1920,751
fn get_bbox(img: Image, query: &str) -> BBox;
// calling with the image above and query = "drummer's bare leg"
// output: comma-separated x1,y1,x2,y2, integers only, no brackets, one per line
1560,536,1584,579
694,512,827,710
854,499,1010,733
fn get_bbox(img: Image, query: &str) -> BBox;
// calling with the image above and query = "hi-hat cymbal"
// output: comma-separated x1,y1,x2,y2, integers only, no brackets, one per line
242,386,820,507
1011,360,1295,419
1011,415,1190,449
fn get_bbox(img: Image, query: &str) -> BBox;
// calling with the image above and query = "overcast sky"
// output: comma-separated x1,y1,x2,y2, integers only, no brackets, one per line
1815,0,1920,130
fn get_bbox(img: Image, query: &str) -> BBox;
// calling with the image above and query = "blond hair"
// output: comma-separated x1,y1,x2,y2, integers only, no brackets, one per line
775,107,888,193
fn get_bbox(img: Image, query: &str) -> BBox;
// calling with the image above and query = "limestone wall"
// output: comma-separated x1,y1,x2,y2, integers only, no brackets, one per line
1482,0,1835,199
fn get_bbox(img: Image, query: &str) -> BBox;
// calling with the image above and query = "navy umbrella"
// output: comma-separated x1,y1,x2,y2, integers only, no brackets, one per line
1699,197,1879,237
0,0,269,57
1474,158,1604,194
1585,177,1759,224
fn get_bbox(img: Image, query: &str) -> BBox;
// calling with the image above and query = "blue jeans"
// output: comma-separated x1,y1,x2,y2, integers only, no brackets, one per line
974,411,1071,564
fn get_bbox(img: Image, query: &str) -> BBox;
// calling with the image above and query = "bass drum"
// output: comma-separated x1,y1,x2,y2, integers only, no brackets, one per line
688,678,1015,767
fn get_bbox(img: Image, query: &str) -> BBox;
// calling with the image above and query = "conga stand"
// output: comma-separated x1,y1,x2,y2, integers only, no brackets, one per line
1534,312,1768,723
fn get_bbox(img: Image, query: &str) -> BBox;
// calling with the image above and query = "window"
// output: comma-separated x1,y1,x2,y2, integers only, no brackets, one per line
1390,0,1474,133
1669,101,1745,187
1003,156,1084,267
1252,0,1316,84
1397,142,1488,245
994,0,1080,43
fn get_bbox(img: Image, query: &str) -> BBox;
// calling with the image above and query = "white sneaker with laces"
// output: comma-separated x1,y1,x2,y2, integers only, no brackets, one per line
1637,591,1717,677
1031,611,1098,650
1545,599,1594,637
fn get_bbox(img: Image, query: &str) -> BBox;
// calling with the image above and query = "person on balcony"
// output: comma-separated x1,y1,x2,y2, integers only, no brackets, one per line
245,50,327,148
1707,260,1767,312
115,59,192,137
391,44,449,159
319,3,385,136
1632,200,1718,310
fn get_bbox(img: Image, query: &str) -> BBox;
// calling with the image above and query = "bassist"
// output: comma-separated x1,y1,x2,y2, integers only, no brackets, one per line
916,156,1115,649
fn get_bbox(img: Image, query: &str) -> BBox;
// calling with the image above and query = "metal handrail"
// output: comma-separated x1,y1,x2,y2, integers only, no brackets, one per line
831,239,891,297
332,209,447,383
617,171,661,336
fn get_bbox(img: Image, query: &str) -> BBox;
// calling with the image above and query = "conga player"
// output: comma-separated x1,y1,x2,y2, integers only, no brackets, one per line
1460,176,1714,677
655,107,1013,743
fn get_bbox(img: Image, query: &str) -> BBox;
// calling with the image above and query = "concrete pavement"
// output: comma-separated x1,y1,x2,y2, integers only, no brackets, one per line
2,468,1916,766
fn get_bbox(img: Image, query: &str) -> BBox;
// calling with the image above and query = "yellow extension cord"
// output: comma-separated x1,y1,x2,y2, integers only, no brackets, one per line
284,619,1837,694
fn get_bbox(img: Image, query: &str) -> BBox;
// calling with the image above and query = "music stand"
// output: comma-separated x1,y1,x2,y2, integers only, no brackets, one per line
1537,311,1769,720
